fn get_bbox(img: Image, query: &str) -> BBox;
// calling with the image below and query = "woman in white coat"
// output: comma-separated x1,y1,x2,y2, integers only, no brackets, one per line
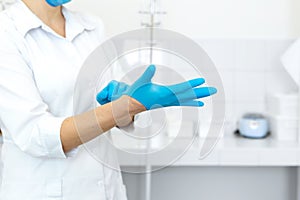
0,0,146,199
0,0,216,199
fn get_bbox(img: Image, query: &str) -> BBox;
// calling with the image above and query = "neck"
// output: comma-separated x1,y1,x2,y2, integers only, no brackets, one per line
22,0,66,37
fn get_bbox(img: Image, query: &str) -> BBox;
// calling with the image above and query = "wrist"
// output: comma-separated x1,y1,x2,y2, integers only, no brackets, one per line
127,95,146,116
111,96,146,127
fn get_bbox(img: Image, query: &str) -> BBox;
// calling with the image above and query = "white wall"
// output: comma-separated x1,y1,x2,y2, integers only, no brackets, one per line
67,0,300,38
196,39,299,139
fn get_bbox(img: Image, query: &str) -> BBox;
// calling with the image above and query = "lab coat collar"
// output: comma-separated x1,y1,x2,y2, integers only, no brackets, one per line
62,7,97,41
10,0,97,40
9,0,42,37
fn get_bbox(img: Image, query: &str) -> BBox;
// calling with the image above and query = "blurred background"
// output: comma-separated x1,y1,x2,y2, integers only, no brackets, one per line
67,0,300,38
60,1,300,200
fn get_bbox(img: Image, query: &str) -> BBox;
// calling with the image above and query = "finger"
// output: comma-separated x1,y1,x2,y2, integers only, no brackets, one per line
177,87,217,101
96,82,111,104
108,80,118,101
169,78,205,93
112,82,129,100
194,87,217,98
96,89,109,105
136,65,156,85
179,100,204,107
117,82,129,94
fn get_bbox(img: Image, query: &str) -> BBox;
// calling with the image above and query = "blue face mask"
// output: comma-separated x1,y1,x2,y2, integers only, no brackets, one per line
46,0,72,7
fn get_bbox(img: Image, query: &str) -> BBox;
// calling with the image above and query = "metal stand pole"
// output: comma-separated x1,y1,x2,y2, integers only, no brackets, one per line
138,1,166,199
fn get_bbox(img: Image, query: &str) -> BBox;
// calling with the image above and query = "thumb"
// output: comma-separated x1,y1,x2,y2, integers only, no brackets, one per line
137,65,156,84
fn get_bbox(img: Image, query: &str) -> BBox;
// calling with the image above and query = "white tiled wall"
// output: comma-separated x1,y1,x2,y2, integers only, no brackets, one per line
196,39,299,134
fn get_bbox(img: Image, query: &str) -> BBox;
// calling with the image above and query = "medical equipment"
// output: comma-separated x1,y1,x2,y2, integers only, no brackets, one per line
139,0,166,64
140,3,166,200
237,113,269,139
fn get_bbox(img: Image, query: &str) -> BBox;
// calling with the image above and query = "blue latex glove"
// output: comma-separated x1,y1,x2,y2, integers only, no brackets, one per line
97,65,217,110
124,65,217,110
96,80,129,105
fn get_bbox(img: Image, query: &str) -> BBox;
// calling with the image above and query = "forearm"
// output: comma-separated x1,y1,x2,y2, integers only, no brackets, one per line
60,96,145,152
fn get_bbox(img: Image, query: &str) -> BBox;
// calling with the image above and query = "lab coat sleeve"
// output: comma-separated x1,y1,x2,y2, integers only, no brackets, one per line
0,32,67,159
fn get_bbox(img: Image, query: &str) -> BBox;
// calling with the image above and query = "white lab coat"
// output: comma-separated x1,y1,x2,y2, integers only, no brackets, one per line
0,1,127,199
